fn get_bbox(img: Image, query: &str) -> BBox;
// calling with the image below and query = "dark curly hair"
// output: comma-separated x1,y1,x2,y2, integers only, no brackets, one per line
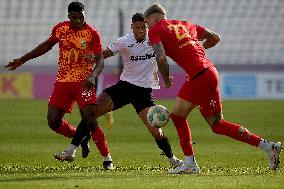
68,1,85,13
132,13,144,23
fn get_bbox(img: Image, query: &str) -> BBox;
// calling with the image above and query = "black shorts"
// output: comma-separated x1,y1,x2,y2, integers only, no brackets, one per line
103,80,155,114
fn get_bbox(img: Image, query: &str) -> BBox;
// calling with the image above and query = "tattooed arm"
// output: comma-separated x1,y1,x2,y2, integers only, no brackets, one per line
153,42,172,88
201,28,221,49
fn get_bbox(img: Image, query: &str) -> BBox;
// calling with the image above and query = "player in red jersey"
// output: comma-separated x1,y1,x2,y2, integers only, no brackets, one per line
5,1,114,170
144,3,282,174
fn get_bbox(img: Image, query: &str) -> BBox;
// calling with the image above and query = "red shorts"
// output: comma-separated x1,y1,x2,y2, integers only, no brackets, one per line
48,82,97,113
178,66,222,117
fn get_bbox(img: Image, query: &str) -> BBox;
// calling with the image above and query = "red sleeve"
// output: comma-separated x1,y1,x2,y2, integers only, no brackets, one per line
148,26,162,46
195,24,206,40
92,29,103,54
49,25,59,43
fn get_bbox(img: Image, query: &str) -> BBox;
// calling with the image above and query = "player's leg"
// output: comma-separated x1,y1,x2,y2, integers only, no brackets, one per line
73,118,91,158
138,107,183,168
200,66,282,170
81,103,114,170
130,84,183,167
169,97,200,174
48,82,76,138
70,91,114,152
205,111,282,170
94,76,114,129
55,81,127,165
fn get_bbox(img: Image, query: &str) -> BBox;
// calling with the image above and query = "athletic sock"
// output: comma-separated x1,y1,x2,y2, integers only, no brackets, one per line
211,120,261,146
55,119,76,138
155,134,174,158
258,138,271,152
71,119,89,147
103,154,112,162
91,127,110,157
170,113,194,156
67,144,77,154
184,155,197,165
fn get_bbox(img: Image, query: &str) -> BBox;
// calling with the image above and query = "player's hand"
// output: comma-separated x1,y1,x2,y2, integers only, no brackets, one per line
4,58,25,70
83,76,96,91
81,54,95,64
164,76,173,88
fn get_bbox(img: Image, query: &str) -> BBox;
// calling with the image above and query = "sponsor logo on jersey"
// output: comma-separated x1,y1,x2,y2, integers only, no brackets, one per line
81,39,87,49
130,53,155,61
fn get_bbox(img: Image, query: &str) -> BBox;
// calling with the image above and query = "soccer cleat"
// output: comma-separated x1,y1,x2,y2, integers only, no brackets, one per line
105,112,114,129
81,136,90,158
266,142,283,170
103,161,115,170
169,163,200,174
168,157,183,168
54,149,75,162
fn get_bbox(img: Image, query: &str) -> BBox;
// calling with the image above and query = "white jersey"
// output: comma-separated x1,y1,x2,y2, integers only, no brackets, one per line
107,33,160,89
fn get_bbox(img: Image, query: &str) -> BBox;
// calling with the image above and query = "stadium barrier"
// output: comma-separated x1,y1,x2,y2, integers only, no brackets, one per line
1,71,284,99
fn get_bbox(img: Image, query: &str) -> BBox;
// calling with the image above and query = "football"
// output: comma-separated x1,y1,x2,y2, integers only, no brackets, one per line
147,105,170,128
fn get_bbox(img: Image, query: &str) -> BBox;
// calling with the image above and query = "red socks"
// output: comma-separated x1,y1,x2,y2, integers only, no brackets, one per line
171,114,194,156
91,127,110,157
171,112,261,156
211,120,261,146
55,120,110,157
55,119,76,138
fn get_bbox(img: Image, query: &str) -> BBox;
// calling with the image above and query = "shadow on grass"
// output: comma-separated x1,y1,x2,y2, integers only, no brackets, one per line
0,175,67,183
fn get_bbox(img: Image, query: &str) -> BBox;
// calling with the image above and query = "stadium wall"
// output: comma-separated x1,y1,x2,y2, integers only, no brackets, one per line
1,67,284,100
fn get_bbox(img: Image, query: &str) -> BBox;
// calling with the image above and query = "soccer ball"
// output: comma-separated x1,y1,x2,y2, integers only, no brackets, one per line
147,105,170,128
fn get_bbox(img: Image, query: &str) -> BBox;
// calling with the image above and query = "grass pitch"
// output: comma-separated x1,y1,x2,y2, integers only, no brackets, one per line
0,99,283,189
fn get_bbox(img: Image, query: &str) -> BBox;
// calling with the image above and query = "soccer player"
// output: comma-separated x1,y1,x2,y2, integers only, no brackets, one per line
144,3,283,174
55,13,183,168
5,1,114,170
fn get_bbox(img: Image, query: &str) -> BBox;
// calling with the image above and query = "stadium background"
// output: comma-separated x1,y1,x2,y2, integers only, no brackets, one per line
0,0,283,99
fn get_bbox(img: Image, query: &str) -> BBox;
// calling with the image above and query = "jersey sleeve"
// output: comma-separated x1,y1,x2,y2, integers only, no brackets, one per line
148,26,162,46
107,36,126,55
195,24,206,40
92,30,103,54
49,25,59,43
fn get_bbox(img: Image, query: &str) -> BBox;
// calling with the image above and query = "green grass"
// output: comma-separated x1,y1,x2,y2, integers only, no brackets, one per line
0,99,284,189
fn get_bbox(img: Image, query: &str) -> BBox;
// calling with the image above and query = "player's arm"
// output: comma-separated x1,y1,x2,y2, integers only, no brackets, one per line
4,39,56,70
152,42,172,88
82,48,114,61
84,52,105,90
103,48,114,59
200,28,221,49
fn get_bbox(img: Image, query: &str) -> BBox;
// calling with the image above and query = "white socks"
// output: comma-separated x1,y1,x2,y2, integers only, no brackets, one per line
103,154,112,162
258,139,271,152
184,155,197,165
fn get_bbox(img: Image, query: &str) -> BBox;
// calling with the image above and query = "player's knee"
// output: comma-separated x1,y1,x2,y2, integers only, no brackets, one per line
205,112,223,126
209,113,224,135
47,117,61,131
211,122,223,135
151,128,163,140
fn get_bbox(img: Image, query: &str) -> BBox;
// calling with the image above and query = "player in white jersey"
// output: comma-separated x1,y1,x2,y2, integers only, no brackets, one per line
55,13,183,168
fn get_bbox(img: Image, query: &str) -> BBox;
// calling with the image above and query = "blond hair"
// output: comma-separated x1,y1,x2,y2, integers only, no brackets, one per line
144,3,166,17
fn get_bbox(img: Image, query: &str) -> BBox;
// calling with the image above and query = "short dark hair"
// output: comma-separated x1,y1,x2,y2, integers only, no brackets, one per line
144,3,166,17
132,13,144,23
68,1,85,13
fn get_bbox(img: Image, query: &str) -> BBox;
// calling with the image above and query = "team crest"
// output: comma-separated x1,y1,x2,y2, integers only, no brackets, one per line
81,39,87,49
